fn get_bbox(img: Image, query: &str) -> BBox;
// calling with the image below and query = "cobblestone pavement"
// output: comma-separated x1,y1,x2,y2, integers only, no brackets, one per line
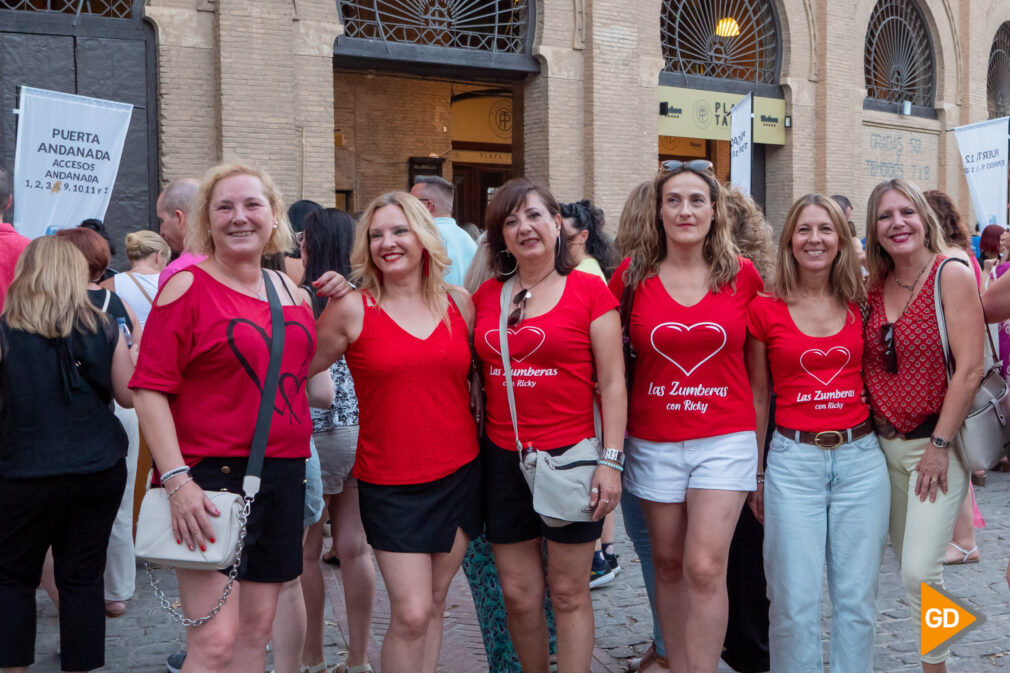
31,472,1010,672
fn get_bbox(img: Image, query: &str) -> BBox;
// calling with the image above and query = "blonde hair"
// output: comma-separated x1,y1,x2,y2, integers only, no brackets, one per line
618,165,739,291
125,230,171,262
864,179,948,289
615,180,656,288
723,183,775,283
186,162,294,257
2,236,103,338
350,192,453,324
774,194,865,306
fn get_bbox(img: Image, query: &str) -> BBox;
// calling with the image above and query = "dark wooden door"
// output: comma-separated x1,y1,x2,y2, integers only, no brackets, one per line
0,7,158,268
453,163,511,230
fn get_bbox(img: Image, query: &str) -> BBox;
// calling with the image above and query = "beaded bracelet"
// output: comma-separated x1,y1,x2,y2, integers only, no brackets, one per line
160,466,191,482
599,459,624,472
166,476,194,498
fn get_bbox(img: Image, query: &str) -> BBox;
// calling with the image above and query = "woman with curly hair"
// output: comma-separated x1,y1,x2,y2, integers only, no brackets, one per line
723,184,775,283
609,160,764,673
560,199,619,281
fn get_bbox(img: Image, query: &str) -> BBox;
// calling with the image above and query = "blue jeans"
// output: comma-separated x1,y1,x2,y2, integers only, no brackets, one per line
764,430,889,673
620,488,665,658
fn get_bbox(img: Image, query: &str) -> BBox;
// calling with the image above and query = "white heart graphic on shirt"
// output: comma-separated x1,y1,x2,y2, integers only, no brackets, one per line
799,347,851,386
650,322,727,377
484,326,546,363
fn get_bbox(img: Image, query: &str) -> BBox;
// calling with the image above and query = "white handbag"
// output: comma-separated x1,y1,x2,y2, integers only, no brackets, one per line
934,258,1010,472
134,270,284,627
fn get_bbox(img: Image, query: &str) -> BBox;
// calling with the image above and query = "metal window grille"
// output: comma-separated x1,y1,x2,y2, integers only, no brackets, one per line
864,0,934,107
337,0,530,54
0,0,131,17
988,23,1010,119
660,0,779,84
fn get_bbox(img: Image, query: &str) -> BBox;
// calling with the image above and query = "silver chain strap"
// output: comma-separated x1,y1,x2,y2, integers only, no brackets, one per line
145,496,253,628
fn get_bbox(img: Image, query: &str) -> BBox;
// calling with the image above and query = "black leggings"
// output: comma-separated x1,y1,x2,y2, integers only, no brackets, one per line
0,461,126,671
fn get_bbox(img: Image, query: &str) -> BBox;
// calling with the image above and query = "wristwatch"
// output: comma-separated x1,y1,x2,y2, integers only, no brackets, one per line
602,448,625,465
930,434,951,449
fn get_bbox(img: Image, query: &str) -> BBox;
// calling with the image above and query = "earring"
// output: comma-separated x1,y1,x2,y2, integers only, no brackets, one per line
273,219,279,229
497,249,518,275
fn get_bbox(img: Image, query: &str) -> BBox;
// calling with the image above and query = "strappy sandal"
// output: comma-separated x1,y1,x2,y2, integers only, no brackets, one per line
299,664,329,673
944,542,980,565
331,663,373,673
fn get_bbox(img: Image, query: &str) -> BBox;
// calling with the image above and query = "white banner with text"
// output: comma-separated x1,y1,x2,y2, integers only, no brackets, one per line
953,117,1009,231
12,87,133,238
730,93,753,196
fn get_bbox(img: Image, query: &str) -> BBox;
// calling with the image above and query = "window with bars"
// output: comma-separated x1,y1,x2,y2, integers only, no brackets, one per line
660,0,779,84
864,0,934,108
989,23,1010,119
0,0,131,17
336,0,530,54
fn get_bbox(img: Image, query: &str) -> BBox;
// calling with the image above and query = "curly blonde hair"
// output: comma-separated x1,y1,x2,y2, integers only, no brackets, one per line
723,183,775,283
864,179,948,289
186,162,295,257
617,165,739,291
350,191,453,325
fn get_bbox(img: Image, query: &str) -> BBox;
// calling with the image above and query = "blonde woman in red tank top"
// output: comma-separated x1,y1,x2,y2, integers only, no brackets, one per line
862,178,984,672
311,192,480,673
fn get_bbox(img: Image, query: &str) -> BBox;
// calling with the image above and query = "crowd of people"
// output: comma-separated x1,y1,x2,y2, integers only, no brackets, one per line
0,156,1007,673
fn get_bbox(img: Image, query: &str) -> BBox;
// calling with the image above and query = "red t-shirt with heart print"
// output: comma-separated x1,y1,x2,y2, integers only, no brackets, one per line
747,295,870,431
609,257,762,442
473,270,619,451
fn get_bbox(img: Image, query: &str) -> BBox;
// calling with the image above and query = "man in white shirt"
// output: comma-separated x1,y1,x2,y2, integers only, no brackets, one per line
410,176,476,287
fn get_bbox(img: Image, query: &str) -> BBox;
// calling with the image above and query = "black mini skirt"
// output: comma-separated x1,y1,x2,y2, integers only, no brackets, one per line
357,457,481,553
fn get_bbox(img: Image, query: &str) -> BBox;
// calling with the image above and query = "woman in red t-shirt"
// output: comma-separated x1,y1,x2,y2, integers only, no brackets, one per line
473,178,625,673
131,163,330,671
310,191,480,673
608,160,761,672
747,194,889,673
862,179,983,670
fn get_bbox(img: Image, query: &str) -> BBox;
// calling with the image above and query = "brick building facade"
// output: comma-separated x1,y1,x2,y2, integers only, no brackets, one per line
137,0,1008,235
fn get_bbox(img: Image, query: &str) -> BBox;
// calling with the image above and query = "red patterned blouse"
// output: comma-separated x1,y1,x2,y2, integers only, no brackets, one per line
862,255,947,433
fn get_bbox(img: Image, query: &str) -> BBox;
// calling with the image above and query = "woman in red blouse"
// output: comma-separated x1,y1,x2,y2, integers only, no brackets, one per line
311,191,480,673
132,163,330,672
748,194,889,672
473,178,625,673
862,178,983,672
608,160,762,673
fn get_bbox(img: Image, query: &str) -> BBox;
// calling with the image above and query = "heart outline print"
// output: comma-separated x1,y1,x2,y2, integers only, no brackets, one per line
799,347,850,386
650,322,727,377
227,317,314,422
483,326,546,363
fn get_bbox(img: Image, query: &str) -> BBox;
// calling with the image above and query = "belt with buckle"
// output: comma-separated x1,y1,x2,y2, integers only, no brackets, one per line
775,418,874,450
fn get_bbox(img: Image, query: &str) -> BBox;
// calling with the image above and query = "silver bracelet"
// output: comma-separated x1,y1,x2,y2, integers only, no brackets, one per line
160,466,190,482
166,476,194,498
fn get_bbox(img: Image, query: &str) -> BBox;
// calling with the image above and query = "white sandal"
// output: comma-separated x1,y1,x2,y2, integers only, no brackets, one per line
944,541,979,565
299,664,329,673
331,663,373,673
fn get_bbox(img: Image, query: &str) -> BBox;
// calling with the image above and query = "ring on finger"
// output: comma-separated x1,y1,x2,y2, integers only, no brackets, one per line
591,487,599,493
600,498,610,503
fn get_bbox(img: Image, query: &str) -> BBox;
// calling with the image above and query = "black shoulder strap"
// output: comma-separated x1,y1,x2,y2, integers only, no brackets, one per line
243,269,285,497
620,281,636,390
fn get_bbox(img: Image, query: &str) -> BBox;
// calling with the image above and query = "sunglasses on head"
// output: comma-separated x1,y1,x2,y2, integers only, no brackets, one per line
507,287,531,327
880,323,898,374
661,159,714,174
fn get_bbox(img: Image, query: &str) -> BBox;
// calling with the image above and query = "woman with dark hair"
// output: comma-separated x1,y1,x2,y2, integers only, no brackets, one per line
299,207,375,673
283,199,323,284
473,177,625,673
0,236,134,672
560,199,619,280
